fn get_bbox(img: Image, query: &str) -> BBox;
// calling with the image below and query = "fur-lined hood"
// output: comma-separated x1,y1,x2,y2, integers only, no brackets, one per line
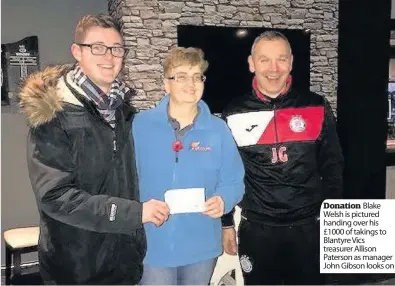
19,64,82,127
19,64,137,127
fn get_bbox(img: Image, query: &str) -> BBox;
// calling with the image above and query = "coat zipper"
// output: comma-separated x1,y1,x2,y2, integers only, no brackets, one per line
171,128,191,186
172,131,179,186
273,104,279,143
172,154,177,186
113,130,117,159
112,111,120,158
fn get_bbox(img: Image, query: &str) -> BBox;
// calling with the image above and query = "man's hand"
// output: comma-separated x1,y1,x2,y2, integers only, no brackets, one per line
222,227,237,255
204,195,224,218
142,199,170,227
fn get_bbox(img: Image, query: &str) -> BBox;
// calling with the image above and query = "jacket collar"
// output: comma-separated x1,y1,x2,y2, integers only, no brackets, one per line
252,75,292,102
152,94,213,130
18,64,136,127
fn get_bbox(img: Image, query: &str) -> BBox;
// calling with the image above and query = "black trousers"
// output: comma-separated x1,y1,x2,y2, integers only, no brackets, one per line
238,216,324,285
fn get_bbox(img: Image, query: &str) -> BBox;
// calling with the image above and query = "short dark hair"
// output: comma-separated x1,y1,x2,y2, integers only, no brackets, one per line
74,14,121,43
251,30,292,55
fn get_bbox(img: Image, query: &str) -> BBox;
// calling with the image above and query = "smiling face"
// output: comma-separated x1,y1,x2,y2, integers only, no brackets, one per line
164,65,205,106
71,26,123,93
248,38,293,98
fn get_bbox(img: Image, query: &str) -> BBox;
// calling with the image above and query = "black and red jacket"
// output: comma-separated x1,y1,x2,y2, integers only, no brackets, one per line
222,80,344,226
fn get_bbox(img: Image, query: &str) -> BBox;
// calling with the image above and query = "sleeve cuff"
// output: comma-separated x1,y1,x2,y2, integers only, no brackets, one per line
221,212,235,228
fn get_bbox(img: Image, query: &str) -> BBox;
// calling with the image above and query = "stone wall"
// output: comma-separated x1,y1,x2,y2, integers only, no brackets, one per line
109,0,338,110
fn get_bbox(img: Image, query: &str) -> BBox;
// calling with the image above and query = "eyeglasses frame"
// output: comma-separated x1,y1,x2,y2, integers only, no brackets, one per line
75,43,129,58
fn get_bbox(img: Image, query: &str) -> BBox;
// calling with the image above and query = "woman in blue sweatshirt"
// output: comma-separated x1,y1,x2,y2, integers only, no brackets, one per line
133,47,245,285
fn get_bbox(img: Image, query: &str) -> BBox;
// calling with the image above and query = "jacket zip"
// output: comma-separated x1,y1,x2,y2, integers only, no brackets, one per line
85,101,118,156
171,128,191,186
111,112,119,159
273,104,279,143
112,129,117,159
172,131,179,186
170,129,192,251
172,154,177,186
88,102,118,155
91,110,118,159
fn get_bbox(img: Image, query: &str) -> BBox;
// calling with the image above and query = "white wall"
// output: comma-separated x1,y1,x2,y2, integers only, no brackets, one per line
1,0,108,267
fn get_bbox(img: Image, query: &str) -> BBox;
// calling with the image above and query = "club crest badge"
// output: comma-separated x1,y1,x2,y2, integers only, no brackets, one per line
289,115,306,132
240,255,253,273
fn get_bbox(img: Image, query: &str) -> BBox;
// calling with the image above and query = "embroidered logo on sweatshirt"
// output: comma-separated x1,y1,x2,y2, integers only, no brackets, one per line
190,141,211,152
109,203,117,222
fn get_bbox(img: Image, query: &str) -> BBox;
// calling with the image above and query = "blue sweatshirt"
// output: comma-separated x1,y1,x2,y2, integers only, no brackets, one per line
132,95,245,267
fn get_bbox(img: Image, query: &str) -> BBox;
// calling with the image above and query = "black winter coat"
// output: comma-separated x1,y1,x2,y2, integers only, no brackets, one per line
19,65,146,284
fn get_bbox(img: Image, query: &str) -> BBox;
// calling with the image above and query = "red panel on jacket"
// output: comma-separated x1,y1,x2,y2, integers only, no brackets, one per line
275,107,324,143
257,119,277,144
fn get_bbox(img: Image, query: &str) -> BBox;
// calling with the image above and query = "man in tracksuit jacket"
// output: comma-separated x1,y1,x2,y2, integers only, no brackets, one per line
221,31,344,285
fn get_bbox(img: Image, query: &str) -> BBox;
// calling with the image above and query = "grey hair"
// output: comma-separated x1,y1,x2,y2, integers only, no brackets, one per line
251,30,292,56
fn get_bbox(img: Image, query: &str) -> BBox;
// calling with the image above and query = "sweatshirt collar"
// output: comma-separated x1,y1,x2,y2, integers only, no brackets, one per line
154,94,212,130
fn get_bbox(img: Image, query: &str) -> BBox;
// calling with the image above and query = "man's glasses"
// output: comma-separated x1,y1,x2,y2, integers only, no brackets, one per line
76,43,128,58
166,73,206,84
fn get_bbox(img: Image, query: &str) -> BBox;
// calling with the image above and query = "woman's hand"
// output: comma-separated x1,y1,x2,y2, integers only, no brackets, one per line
204,195,224,218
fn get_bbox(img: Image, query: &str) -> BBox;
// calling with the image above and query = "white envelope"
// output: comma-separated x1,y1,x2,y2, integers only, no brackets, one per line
164,188,205,214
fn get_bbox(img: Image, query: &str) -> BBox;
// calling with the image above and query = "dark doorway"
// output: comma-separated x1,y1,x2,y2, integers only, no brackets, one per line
337,0,391,202
177,25,311,113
